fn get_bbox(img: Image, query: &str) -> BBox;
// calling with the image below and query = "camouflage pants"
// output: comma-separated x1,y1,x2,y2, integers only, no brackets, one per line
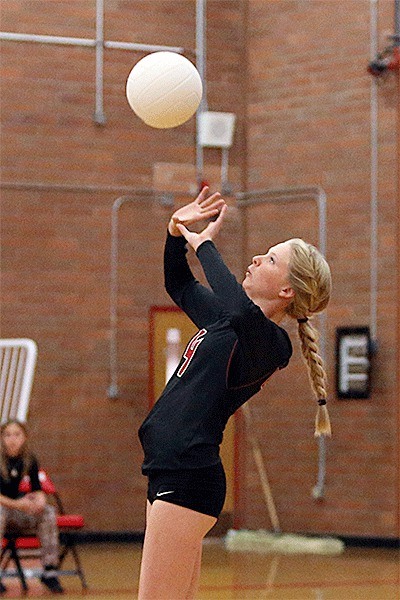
0,504,60,567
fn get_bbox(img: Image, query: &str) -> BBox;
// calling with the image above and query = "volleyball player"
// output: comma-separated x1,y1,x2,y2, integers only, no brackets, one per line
137,187,332,599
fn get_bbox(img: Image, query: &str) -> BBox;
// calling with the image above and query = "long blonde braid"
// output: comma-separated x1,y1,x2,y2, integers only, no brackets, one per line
286,239,332,436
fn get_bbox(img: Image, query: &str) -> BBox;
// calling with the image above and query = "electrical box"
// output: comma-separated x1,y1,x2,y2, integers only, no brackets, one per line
336,326,371,399
197,111,236,148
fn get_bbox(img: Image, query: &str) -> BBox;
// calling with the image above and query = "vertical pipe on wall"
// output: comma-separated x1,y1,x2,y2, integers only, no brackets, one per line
108,193,174,399
94,0,106,125
108,196,129,399
314,189,328,500
370,0,379,342
395,0,400,37
196,0,207,187
394,0,400,542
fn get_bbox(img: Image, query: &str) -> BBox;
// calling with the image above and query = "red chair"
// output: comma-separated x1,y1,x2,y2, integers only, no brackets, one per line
0,469,88,591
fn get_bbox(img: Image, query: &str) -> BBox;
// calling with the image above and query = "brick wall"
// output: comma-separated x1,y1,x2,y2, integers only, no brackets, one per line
1,0,398,538
242,0,398,539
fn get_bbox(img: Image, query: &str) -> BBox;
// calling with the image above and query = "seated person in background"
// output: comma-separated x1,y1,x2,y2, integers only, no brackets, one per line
0,419,64,594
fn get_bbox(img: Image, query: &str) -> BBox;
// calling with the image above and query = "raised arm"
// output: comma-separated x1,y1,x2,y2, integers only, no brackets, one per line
175,203,247,315
164,232,222,327
164,188,227,328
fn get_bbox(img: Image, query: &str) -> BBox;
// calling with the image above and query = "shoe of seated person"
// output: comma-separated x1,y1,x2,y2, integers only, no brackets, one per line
40,573,65,594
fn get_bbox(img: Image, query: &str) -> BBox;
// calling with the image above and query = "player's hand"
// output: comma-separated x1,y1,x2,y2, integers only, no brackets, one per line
16,492,46,516
168,186,226,236
176,203,228,251
15,496,43,516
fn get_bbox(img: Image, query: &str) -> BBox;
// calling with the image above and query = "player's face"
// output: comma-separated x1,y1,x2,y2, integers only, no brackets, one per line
243,241,293,302
2,423,27,457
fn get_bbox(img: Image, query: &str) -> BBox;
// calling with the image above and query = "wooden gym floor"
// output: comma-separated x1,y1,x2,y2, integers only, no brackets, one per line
1,540,399,599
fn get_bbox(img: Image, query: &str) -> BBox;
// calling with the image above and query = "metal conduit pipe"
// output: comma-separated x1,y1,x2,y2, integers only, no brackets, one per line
236,186,329,499
0,31,186,53
196,0,207,187
94,0,106,125
0,179,172,401
394,0,400,541
0,181,159,194
108,193,174,400
0,32,95,46
108,196,135,400
0,0,187,127
395,0,400,42
104,40,185,53
370,0,379,343
236,186,327,255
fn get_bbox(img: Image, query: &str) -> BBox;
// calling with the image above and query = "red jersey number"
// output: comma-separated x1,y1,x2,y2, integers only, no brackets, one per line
176,328,207,378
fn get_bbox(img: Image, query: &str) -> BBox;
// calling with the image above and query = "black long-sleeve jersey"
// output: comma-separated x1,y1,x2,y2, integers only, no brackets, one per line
138,232,293,474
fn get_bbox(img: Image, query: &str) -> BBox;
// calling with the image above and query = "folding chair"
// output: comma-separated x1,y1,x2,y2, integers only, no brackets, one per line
1,470,88,591
0,340,88,590
0,338,37,424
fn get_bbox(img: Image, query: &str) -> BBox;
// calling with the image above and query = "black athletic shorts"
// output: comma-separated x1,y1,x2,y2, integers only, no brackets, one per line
147,462,226,519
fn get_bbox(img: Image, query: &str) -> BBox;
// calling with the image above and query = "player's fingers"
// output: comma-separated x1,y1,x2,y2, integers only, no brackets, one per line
196,186,210,204
201,200,226,219
200,191,222,208
210,203,228,233
215,203,228,220
176,222,191,239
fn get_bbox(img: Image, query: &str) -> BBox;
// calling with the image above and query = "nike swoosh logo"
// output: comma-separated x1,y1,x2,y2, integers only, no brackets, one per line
156,490,175,497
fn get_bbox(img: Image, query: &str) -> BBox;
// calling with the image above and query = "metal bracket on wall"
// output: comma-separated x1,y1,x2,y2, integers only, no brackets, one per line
108,192,175,401
0,0,188,125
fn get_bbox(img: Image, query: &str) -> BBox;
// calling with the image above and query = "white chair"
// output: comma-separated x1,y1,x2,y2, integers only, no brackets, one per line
0,338,37,424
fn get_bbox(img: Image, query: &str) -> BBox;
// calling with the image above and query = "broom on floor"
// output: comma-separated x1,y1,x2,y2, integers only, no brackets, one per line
224,403,345,556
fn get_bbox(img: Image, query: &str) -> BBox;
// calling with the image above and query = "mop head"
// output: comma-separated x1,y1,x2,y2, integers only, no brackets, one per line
224,529,345,556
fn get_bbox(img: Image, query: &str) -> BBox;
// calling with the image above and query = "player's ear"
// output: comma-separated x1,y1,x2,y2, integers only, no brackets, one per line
279,285,295,300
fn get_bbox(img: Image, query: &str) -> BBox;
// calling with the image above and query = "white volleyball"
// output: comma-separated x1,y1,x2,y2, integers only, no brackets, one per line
126,51,203,129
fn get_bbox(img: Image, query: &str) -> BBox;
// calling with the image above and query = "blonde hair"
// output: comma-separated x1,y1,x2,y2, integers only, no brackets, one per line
286,238,332,437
